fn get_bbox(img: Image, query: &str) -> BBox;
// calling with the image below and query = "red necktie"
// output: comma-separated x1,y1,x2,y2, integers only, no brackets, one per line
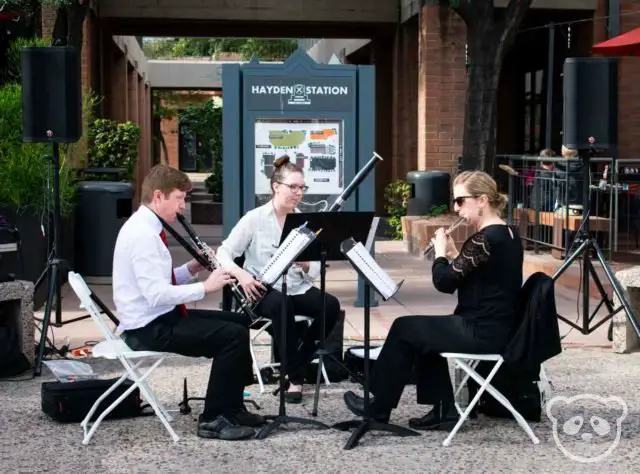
160,229,188,317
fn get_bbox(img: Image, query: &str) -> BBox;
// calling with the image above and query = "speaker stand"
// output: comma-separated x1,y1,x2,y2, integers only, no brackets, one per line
33,143,88,376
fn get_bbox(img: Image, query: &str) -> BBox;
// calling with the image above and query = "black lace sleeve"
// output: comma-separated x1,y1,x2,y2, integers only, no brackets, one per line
431,231,491,294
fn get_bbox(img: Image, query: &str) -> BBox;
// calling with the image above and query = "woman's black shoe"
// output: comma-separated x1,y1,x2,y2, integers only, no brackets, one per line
343,390,391,423
408,403,460,431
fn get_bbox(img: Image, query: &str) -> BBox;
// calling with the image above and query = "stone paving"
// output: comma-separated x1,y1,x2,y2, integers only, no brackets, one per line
2,224,639,472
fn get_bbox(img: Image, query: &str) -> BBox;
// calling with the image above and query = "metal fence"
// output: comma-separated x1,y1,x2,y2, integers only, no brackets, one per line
491,154,640,262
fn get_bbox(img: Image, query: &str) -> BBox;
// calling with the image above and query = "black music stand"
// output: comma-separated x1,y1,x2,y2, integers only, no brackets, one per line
279,211,374,416
333,236,421,450
255,220,331,440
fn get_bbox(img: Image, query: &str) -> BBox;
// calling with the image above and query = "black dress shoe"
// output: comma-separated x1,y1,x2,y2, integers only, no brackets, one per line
229,407,267,427
343,390,391,423
408,403,460,431
197,414,256,440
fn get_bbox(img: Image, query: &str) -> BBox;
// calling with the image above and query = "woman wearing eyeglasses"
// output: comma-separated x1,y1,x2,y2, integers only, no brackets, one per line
216,155,341,403
343,170,524,430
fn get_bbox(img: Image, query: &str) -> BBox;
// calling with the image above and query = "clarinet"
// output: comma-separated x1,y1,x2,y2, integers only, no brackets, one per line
163,213,261,323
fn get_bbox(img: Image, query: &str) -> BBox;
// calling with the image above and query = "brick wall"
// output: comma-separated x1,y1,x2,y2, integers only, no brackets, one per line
617,1,640,159
392,18,419,181
416,5,467,175
158,91,222,170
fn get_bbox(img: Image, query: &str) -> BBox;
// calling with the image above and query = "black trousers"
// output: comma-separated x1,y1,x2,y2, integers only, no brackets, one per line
255,286,340,384
123,308,252,420
370,315,509,409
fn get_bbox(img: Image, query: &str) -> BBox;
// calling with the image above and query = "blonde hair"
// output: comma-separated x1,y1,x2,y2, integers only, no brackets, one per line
561,145,579,158
453,171,508,214
140,164,192,204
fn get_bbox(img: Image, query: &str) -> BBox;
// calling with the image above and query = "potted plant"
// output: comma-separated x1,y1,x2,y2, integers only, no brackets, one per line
0,83,78,307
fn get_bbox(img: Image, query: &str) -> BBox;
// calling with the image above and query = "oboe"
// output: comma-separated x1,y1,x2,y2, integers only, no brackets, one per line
422,217,466,258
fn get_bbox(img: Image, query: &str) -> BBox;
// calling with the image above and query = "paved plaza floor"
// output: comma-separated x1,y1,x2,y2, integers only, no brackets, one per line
1,230,638,472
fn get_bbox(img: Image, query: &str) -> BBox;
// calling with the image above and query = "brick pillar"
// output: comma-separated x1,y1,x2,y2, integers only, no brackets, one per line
41,5,57,44
617,1,640,159
417,5,466,173
392,18,419,182
128,64,139,123
109,49,128,123
370,36,394,213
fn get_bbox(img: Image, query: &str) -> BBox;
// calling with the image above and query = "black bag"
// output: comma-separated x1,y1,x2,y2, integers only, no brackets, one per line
468,361,542,422
41,378,152,423
0,319,31,378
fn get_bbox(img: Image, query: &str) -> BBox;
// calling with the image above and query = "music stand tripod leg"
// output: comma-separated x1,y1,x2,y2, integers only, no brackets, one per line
255,266,330,440
312,249,328,417
332,283,420,449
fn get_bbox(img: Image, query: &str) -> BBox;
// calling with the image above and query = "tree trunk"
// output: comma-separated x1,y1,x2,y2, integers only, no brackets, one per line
456,0,533,172
461,27,501,173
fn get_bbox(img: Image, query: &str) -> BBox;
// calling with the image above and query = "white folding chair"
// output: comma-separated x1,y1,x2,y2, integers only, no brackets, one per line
249,315,330,394
440,352,540,447
66,271,179,445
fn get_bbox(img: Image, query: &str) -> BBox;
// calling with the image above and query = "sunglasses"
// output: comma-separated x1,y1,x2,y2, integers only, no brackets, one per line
453,195,476,206
277,181,309,193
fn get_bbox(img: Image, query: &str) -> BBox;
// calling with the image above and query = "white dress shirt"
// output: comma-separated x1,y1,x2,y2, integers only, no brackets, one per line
112,205,205,332
216,201,320,296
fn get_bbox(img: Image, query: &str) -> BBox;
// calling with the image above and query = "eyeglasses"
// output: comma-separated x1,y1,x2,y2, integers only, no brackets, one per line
453,195,476,206
277,181,308,193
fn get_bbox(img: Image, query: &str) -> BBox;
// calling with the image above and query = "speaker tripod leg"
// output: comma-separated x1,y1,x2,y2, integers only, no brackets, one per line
34,261,58,376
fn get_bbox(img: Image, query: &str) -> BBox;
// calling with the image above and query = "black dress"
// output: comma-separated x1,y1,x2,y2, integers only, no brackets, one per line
368,224,524,409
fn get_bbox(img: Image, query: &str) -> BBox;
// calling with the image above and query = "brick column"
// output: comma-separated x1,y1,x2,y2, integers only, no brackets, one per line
417,5,466,173
370,36,394,212
128,65,139,123
41,5,57,44
617,1,640,159
392,18,419,181
109,48,128,123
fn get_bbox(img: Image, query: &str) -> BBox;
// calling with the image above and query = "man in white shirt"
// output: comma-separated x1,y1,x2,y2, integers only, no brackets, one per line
112,164,262,441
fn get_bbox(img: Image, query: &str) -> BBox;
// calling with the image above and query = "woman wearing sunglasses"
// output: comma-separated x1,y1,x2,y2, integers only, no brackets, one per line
343,170,523,431
216,155,342,404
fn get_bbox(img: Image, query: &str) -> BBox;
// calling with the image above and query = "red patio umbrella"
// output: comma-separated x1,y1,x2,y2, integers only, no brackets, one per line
592,26,640,56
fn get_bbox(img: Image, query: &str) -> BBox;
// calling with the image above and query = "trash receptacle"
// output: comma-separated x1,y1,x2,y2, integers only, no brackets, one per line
75,181,133,278
406,171,450,216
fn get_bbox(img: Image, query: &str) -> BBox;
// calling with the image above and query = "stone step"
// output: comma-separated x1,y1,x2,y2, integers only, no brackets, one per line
190,191,213,202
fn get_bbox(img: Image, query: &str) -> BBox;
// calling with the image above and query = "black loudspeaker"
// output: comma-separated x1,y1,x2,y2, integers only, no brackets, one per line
21,46,82,143
563,57,618,150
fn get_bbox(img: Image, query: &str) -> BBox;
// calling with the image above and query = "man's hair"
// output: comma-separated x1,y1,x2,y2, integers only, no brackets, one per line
140,164,192,203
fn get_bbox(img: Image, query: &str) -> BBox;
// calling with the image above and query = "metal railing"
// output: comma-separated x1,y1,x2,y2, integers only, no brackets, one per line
493,154,618,261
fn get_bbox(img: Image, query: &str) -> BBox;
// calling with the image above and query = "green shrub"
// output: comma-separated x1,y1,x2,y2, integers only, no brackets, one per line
85,118,141,181
384,179,412,240
0,83,76,216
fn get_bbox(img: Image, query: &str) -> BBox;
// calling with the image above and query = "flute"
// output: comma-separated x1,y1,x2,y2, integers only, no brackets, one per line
422,217,466,257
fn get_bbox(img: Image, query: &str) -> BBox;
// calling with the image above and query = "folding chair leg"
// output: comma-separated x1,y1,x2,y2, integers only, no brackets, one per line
321,362,330,386
249,338,266,394
83,357,178,445
443,358,539,447
121,358,173,422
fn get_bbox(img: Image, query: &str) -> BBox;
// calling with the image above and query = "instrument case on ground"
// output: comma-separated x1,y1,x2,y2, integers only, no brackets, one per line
41,378,150,423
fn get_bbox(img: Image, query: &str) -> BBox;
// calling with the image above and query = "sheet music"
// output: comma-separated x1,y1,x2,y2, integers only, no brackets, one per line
341,237,401,301
259,223,318,286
